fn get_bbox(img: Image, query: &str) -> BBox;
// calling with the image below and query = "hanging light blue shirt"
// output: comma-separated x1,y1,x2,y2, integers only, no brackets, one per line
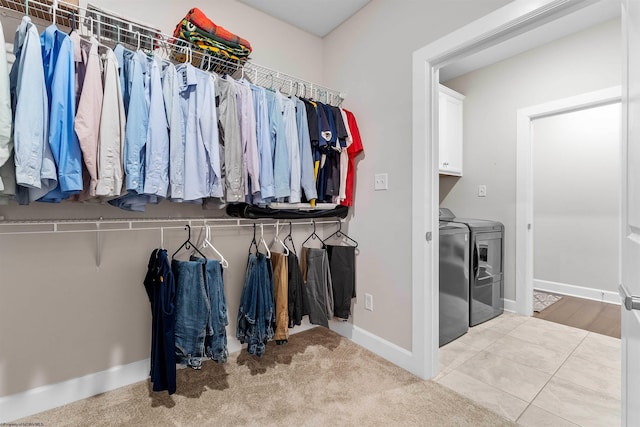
176,63,222,202
115,45,149,194
265,90,290,199
143,56,169,199
108,46,150,212
38,24,83,202
249,84,274,205
10,17,56,204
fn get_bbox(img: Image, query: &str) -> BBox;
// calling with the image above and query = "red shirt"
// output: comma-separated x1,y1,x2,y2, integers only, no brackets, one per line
341,110,364,207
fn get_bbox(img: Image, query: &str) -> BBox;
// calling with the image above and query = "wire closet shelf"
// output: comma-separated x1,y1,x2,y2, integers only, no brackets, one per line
0,0,345,105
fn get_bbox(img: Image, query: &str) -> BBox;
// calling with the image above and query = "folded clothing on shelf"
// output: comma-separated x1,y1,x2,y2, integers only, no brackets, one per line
172,7,252,69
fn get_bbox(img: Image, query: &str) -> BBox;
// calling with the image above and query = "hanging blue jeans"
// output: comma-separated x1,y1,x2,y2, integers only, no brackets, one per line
143,249,176,394
237,253,275,356
201,258,229,363
173,258,208,369
173,257,229,368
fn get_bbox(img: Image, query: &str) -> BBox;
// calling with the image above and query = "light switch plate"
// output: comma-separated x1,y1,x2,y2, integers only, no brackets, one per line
374,173,388,191
478,185,487,197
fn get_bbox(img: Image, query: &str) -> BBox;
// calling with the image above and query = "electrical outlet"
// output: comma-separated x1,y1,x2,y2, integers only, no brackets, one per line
365,293,373,311
478,185,487,197
374,173,388,191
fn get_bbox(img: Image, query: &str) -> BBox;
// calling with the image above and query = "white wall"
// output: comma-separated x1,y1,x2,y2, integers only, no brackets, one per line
533,103,620,293
322,0,512,350
441,18,621,301
81,0,325,83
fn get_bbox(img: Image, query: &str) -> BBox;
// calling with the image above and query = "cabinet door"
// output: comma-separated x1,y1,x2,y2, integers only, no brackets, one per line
439,86,464,176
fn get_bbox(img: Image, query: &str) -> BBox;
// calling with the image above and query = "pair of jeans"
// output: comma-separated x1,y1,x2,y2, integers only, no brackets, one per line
201,258,229,363
301,247,333,328
143,249,176,394
173,257,228,368
236,253,275,356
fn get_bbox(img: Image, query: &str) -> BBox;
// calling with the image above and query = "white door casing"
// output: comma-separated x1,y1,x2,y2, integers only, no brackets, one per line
620,0,640,424
515,87,621,317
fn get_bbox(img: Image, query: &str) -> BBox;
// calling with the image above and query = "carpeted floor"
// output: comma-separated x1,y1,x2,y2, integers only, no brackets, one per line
16,327,515,426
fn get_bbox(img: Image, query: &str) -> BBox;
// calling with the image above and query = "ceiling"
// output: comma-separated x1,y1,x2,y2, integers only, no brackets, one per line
439,1,620,81
238,0,371,38
239,1,619,82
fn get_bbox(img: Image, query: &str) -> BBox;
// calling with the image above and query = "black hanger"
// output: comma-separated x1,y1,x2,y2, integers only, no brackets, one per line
249,224,259,255
172,225,207,260
284,221,297,256
323,220,358,247
302,221,326,249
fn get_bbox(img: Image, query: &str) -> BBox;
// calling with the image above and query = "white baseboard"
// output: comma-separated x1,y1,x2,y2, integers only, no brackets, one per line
330,320,414,373
0,320,377,423
503,298,517,313
534,279,620,305
0,359,150,423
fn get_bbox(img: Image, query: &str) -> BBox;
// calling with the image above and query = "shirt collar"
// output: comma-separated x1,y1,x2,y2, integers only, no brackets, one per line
177,63,197,91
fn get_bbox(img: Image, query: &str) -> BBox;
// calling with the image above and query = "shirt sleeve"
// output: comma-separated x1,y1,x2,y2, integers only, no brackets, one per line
143,58,170,198
242,85,260,196
201,74,223,198
0,22,12,191
52,34,83,194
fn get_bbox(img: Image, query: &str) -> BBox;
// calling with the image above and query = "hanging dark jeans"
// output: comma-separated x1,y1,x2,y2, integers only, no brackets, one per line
327,245,357,320
143,249,176,394
287,252,304,328
237,253,275,356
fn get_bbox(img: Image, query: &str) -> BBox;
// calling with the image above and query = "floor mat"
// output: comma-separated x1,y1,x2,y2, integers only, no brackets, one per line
533,290,562,312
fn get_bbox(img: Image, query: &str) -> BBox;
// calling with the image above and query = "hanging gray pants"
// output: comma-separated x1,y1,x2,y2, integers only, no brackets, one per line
301,247,333,328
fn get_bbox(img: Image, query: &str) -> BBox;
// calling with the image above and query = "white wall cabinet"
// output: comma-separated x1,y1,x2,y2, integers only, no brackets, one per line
439,85,465,176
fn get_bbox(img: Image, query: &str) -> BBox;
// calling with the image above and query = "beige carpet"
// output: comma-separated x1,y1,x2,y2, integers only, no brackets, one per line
17,328,515,426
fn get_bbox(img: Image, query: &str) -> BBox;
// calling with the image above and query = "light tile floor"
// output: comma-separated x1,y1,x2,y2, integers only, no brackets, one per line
435,312,621,426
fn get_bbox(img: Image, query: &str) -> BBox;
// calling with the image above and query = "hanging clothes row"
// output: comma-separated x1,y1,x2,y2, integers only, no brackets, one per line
236,221,358,357
0,16,364,211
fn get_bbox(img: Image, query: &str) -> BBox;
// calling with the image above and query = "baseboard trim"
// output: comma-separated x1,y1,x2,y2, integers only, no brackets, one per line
330,320,414,374
503,298,517,313
534,279,620,305
0,321,386,423
0,358,150,423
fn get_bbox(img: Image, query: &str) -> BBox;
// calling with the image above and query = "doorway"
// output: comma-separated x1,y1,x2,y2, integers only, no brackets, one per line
530,99,622,337
515,87,622,316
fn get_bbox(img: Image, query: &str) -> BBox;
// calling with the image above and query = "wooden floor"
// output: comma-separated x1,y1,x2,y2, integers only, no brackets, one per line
533,293,621,339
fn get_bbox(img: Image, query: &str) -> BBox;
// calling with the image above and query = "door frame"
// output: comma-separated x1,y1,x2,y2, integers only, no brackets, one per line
515,86,622,316
411,0,617,379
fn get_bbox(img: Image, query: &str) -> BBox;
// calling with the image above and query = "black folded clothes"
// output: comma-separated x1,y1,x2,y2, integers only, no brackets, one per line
226,203,349,220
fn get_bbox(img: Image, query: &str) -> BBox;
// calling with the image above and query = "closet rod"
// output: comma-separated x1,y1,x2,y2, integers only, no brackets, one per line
0,218,342,235
0,0,344,104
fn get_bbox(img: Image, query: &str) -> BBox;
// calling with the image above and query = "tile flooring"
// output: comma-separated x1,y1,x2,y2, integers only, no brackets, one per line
435,312,621,426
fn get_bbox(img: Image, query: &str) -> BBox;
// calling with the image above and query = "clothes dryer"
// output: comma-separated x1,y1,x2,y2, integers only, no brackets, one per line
440,208,504,326
439,220,470,346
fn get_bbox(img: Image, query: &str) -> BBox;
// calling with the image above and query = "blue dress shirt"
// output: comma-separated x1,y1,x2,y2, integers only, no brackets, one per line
39,24,83,202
